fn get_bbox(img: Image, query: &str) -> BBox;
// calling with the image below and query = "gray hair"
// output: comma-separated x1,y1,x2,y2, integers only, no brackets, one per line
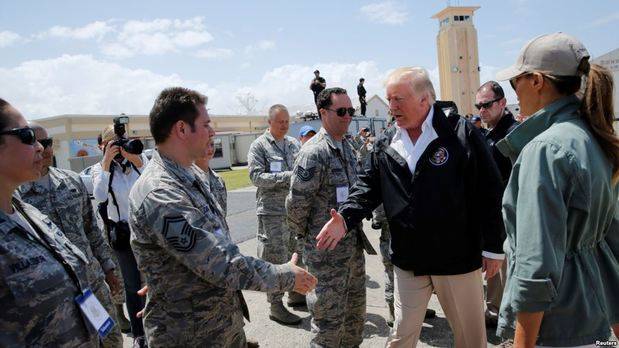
386,67,436,103
268,104,289,120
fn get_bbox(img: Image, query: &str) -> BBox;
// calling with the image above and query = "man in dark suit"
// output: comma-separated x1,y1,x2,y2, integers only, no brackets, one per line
357,78,367,116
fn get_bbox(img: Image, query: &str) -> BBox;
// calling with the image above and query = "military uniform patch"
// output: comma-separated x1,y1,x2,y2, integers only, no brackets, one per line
162,216,197,252
429,147,449,166
295,166,315,182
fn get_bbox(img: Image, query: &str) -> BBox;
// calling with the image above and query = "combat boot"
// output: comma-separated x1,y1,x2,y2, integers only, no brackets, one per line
287,292,306,308
269,301,302,325
387,301,395,327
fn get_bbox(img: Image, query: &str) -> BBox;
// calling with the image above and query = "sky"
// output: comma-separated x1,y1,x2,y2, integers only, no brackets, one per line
0,0,617,119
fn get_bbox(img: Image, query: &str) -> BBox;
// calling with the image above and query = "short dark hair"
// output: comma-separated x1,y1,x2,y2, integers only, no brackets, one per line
316,87,347,114
314,69,320,74
360,78,365,82
149,87,207,144
0,98,16,145
477,81,505,99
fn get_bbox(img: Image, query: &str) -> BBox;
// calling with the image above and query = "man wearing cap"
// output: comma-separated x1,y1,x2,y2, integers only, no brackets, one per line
299,125,317,145
310,70,326,114
248,104,305,325
357,78,367,116
474,81,518,327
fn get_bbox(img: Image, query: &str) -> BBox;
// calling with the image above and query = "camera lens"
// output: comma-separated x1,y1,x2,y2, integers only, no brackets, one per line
123,139,144,155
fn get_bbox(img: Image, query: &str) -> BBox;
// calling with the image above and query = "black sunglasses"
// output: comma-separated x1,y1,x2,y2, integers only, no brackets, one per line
475,97,502,111
0,127,37,145
327,107,356,117
39,137,53,149
509,73,532,90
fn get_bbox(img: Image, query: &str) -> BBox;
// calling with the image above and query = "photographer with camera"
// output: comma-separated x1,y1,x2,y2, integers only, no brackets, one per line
92,116,147,347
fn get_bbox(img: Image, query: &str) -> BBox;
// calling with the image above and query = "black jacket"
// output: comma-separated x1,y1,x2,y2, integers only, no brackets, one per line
485,110,518,186
339,107,505,275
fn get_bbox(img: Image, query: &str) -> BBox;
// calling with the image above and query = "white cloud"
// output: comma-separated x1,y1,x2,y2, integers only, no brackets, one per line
38,21,113,40
0,30,21,48
195,48,233,60
244,40,276,55
0,55,215,117
586,11,619,28
102,17,213,58
360,1,409,25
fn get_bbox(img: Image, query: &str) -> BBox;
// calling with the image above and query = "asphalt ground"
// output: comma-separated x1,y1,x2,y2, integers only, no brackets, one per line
118,187,617,347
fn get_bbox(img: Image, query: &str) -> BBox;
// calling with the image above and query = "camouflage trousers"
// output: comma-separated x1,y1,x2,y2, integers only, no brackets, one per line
379,223,394,305
257,215,304,303
305,243,366,348
92,277,123,348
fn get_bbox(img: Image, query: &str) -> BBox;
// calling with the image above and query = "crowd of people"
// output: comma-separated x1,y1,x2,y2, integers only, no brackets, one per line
0,32,617,348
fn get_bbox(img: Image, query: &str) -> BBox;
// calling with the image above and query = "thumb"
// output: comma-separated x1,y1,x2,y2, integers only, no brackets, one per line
290,252,298,266
330,208,339,219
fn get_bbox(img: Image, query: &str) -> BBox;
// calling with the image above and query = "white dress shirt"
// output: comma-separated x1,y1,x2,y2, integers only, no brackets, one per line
92,156,147,222
389,105,503,260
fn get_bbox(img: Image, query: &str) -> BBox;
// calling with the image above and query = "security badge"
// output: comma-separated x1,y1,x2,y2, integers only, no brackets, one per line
269,161,282,173
75,289,115,338
429,147,449,166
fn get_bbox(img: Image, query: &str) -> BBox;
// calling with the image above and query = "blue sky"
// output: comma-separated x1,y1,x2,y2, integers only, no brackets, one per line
0,0,617,118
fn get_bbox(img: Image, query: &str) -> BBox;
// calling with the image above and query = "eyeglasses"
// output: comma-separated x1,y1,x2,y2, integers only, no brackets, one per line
509,73,532,90
327,107,356,117
475,97,502,110
39,137,53,149
0,127,37,145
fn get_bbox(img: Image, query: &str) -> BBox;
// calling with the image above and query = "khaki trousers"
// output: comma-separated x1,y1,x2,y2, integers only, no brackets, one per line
386,266,486,348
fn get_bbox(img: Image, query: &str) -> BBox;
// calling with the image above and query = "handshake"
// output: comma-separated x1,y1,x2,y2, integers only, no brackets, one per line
288,253,317,294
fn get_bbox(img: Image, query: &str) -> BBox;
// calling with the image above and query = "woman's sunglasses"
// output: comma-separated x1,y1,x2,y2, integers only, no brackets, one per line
39,137,53,149
0,127,37,145
327,107,356,117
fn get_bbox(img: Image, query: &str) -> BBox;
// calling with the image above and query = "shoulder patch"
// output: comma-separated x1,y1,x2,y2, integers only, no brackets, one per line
162,216,197,252
295,166,315,182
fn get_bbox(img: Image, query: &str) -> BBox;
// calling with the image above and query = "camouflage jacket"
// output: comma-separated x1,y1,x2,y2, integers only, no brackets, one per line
206,167,227,217
248,130,300,215
286,128,376,254
0,198,98,347
129,150,296,346
19,167,116,286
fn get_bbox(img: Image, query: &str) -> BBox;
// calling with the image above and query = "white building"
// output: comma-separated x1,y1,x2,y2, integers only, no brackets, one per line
365,94,390,119
592,48,619,118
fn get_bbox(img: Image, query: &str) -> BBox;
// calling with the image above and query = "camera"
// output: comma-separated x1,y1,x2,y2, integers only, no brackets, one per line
111,115,143,161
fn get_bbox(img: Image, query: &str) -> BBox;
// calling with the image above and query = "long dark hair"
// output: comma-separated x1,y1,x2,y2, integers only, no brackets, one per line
547,64,619,183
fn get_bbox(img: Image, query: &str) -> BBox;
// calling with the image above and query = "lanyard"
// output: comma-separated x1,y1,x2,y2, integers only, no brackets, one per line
271,140,290,168
333,142,351,186
12,198,85,294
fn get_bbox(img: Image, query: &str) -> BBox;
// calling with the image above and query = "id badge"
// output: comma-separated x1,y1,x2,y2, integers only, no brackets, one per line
270,161,283,173
75,288,115,338
336,185,349,203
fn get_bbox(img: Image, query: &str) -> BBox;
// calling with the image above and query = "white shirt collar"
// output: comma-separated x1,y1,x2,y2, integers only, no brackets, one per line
392,105,435,144
390,105,438,175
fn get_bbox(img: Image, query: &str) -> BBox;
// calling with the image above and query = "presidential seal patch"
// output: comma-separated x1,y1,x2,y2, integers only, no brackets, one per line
429,147,449,166
162,216,197,252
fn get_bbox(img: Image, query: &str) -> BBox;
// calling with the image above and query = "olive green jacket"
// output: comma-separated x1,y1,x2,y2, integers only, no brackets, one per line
496,95,618,346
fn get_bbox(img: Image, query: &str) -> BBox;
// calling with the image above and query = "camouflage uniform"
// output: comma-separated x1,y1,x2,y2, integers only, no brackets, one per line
372,204,394,305
19,167,122,348
248,130,302,304
205,167,227,217
128,150,297,347
286,128,376,347
0,197,98,347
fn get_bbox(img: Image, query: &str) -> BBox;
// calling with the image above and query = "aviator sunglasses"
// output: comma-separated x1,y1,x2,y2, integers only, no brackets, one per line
474,97,502,111
327,107,356,117
0,127,37,145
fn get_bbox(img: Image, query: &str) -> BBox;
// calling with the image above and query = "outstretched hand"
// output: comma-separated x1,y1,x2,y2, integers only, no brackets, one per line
289,253,317,294
482,257,503,280
315,209,347,251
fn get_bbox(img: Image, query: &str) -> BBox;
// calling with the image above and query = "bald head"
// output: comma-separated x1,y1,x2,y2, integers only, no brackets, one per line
386,67,436,103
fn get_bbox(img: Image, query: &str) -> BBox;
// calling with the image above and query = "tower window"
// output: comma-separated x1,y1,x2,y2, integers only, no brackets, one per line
454,16,459,21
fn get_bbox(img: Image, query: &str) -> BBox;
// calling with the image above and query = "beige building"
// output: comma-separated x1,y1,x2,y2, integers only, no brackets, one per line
36,113,270,170
432,6,481,116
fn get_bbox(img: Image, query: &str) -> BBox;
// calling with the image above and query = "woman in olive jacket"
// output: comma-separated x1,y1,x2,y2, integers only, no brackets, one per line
495,33,619,347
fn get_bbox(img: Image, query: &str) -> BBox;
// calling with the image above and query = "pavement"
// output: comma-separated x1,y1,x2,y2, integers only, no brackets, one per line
119,186,617,347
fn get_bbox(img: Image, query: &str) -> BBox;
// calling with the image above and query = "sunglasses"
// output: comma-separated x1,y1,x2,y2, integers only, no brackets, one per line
0,127,37,145
327,107,356,117
39,137,53,149
509,73,532,90
475,97,502,110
